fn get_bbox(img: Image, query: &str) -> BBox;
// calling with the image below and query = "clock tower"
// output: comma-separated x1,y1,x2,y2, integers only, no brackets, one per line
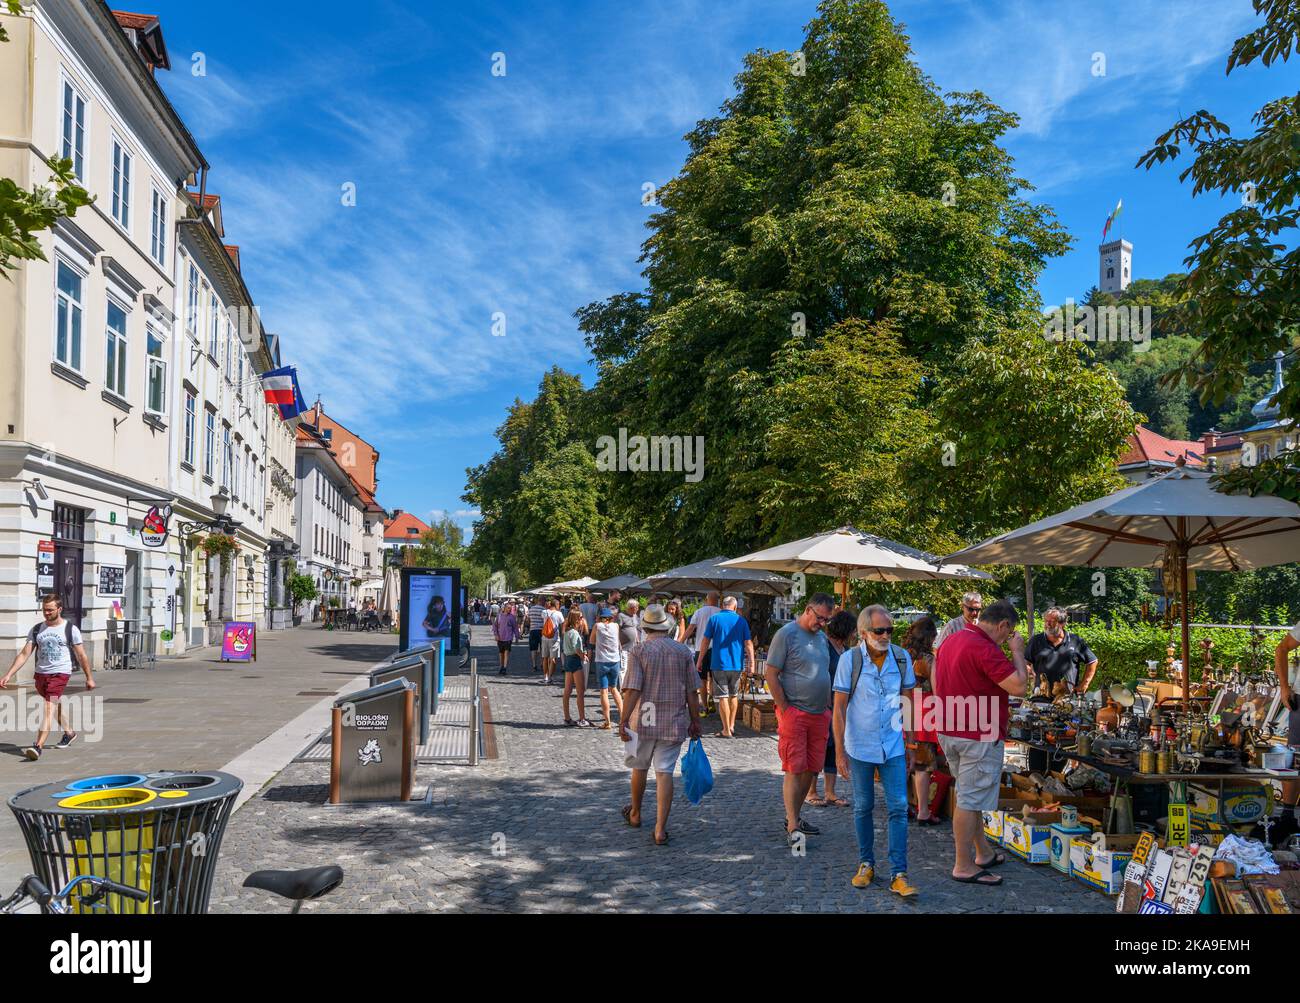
1099,239,1132,293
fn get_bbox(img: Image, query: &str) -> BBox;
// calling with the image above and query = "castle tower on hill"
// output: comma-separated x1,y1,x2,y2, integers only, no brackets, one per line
1100,239,1132,293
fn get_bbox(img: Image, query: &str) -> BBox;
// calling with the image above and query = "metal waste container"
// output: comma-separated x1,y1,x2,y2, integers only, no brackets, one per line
370,653,432,744
8,770,242,914
330,679,415,804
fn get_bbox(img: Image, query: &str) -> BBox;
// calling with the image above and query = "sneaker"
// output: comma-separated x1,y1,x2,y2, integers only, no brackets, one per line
851,863,874,888
55,732,77,749
795,817,820,836
22,746,41,761
576,719,591,728
538,677,547,685
889,873,919,898
499,668,508,676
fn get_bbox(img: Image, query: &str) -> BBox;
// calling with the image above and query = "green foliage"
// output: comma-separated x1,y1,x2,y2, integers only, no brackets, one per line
405,515,493,598
1137,2,1300,495
0,1,21,45
1073,620,1288,688
288,573,318,608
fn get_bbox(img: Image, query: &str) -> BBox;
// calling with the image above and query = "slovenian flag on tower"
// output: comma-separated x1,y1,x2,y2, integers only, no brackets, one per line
1101,199,1123,240
261,366,307,423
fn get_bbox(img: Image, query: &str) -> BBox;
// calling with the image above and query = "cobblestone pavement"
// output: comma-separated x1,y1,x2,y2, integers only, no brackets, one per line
211,627,1111,913
0,624,386,893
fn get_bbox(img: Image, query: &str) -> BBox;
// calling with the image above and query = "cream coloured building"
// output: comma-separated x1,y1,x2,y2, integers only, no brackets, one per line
0,1,205,669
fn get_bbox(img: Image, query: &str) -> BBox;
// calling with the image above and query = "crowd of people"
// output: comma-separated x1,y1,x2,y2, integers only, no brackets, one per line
474,587,1074,898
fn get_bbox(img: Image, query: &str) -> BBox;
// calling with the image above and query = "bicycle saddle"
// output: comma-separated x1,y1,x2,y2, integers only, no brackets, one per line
243,865,343,901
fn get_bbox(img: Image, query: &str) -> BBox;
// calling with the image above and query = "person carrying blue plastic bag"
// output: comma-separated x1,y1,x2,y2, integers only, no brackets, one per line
619,603,702,845
681,737,714,804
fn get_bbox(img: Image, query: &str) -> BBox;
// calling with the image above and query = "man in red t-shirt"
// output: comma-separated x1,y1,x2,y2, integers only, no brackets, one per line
932,598,1027,887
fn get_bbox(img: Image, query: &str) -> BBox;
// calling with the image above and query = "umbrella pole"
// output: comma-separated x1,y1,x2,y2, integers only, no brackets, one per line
840,568,849,610
1178,540,1191,709
1024,565,1034,644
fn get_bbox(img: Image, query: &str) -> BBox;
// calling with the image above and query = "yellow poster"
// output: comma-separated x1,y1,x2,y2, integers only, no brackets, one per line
1168,803,1189,848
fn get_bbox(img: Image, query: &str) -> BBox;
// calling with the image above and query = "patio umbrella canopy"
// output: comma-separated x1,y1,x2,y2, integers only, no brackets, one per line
586,573,647,594
720,525,990,602
644,556,794,597
941,464,1300,703
530,576,599,596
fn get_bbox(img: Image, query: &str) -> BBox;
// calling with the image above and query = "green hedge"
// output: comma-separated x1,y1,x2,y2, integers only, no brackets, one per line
1072,620,1288,689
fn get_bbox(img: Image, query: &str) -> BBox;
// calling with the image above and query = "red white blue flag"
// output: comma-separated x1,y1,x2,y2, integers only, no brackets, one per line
261,366,307,422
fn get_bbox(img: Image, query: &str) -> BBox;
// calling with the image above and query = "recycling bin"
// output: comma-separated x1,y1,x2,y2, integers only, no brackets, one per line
8,770,242,914
387,639,445,699
330,679,415,804
370,652,432,744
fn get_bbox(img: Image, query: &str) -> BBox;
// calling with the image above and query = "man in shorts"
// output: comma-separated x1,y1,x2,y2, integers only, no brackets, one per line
1,595,96,759
933,598,1027,887
697,596,753,738
540,598,564,684
765,593,835,846
526,596,547,673
684,590,721,714
493,602,518,675
619,604,702,845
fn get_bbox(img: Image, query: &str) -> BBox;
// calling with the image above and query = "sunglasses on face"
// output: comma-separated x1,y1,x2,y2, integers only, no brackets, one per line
964,606,981,614
869,626,894,636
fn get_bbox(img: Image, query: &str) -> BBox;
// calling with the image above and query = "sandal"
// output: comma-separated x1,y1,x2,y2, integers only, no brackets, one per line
654,830,670,846
621,805,640,828
975,851,1007,868
951,869,1002,886
564,719,576,727
805,796,827,808
825,797,850,807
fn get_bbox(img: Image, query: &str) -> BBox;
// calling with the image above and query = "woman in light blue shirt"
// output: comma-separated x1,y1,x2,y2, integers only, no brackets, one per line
832,604,917,898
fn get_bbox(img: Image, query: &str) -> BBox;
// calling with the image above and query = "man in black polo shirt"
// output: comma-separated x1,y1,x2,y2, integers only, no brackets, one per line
1026,608,1098,696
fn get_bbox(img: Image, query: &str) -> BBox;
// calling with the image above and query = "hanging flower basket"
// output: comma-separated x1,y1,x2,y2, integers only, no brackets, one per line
191,532,241,572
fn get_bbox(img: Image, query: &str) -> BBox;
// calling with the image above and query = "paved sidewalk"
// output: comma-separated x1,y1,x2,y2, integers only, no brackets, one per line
0,624,393,893
210,626,1112,914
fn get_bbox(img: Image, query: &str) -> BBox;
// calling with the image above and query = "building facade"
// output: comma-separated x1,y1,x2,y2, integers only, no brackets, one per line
294,426,365,618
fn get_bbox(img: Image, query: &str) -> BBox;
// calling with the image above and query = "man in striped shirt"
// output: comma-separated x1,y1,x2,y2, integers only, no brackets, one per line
527,597,548,673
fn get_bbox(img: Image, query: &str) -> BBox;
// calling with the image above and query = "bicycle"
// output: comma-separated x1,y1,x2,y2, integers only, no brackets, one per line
0,874,150,915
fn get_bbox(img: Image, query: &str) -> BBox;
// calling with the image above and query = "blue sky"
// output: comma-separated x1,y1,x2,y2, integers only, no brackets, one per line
145,0,1294,537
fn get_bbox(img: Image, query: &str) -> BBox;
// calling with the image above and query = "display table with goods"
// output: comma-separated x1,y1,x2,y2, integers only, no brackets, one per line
992,683,1298,913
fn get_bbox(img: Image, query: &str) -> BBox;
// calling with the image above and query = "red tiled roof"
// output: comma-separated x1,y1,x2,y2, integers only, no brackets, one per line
187,191,221,211
1120,425,1205,468
112,11,159,30
224,244,240,270
384,512,430,541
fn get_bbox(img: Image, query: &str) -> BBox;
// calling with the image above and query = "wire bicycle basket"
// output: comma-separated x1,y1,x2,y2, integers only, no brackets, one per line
8,771,242,914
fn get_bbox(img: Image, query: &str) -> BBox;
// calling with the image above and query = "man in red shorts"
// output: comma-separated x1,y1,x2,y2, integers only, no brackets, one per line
765,593,836,847
1,594,96,759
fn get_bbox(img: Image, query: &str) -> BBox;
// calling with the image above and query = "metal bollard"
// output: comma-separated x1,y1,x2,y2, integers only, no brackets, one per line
468,657,479,766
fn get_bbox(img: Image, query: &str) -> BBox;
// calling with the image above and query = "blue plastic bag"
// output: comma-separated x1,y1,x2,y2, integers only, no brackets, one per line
681,737,714,805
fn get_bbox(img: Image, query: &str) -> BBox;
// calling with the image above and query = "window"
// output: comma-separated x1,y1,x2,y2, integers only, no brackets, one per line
111,138,132,230
186,263,199,337
233,440,241,498
222,425,232,488
105,301,128,397
204,408,216,478
146,330,165,414
150,188,167,265
208,292,219,358
225,321,233,381
237,350,244,390
54,259,84,370
61,80,86,180
183,391,196,465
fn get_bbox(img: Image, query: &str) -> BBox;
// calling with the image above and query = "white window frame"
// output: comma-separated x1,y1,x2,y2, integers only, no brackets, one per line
54,256,85,371
222,424,232,488
208,291,219,359
149,187,167,266
204,407,216,478
104,297,129,398
110,134,133,233
60,75,87,181
183,390,196,466
145,326,166,415
186,262,199,339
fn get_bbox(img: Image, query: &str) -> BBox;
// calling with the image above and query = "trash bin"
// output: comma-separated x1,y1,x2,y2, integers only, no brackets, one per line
8,770,242,914
330,679,415,804
370,652,432,744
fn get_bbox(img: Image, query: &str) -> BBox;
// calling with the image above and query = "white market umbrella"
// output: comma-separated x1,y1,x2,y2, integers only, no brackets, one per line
531,576,599,596
721,525,990,603
644,556,794,597
942,463,1300,703
377,565,400,619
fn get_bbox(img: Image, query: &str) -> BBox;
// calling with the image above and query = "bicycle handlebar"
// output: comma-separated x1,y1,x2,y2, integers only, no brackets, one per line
60,875,151,903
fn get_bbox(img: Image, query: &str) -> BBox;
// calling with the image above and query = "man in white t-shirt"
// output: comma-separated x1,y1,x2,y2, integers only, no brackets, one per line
684,590,722,713
1,594,95,760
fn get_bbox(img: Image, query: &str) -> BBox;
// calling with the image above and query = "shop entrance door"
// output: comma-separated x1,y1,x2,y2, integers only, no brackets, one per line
52,504,87,627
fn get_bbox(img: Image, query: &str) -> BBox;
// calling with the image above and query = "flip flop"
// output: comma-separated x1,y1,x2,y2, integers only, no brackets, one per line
654,830,670,846
975,851,1007,868
951,869,1002,886
621,805,640,828
826,797,850,807
806,797,828,808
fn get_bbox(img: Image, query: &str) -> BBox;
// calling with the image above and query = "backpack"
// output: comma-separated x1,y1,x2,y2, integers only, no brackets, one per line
846,644,909,702
542,614,556,638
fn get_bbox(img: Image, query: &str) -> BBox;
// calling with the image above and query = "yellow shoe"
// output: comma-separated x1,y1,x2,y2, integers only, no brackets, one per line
851,863,874,888
890,873,918,898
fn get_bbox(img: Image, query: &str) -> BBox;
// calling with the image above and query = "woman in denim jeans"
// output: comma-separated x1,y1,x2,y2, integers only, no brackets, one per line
589,607,624,730
832,605,918,898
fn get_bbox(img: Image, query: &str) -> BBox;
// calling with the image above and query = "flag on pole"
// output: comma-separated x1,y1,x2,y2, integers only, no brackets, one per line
1101,198,1123,240
260,366,308,424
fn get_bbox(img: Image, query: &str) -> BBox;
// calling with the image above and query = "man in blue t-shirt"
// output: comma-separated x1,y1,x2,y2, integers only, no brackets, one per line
697,596,753,738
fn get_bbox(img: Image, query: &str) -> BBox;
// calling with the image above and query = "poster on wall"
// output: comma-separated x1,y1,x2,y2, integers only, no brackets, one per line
399,567,460,654
98,565,126,596
220,621,257,662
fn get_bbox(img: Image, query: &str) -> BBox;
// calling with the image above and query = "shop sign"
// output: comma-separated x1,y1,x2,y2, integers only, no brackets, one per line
220,621,257,662
140,504,171,549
